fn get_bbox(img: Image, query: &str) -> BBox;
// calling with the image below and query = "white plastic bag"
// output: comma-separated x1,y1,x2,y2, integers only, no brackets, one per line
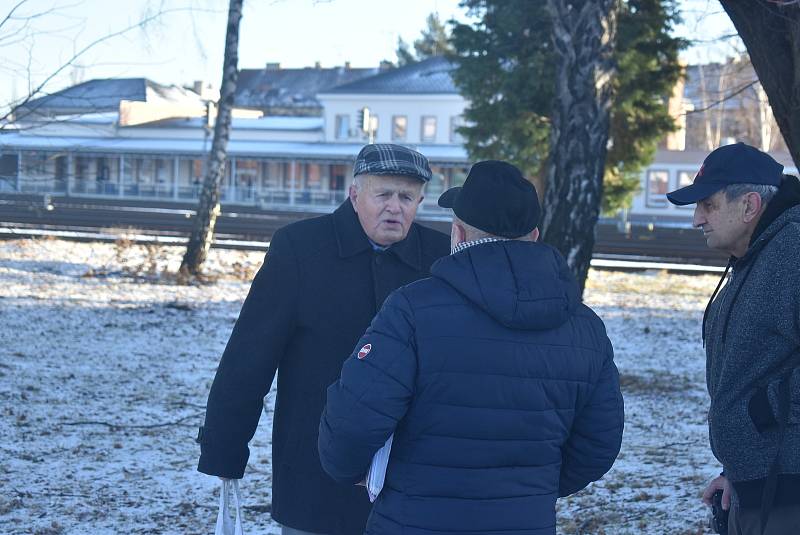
215,479,245,535
365,434,393,502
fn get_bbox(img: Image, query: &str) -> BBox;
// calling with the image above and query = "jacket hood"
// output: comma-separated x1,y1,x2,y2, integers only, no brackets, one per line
748,174,800,247
431,240,579,330
741,176,800,263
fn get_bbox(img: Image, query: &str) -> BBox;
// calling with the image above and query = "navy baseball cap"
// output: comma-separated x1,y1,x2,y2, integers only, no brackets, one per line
438,160,540,239
353,143,432,183
666,142,784,206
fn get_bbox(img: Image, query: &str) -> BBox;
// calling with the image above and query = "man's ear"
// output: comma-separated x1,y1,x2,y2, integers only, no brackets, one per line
348,184,358,211
742,192,763,223
451,221,467,244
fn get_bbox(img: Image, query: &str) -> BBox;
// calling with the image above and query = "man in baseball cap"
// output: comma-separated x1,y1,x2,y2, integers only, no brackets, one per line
320,160,623,534
199,144,449,535
667,142,800,534
667,142,783,207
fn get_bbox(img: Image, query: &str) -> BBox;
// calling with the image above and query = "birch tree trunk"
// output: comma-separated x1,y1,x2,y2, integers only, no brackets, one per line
719,0,800,167
180,0,244,276
541,0,618,297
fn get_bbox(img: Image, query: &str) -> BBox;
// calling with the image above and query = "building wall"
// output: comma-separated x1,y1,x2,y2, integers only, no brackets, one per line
318,93,467,145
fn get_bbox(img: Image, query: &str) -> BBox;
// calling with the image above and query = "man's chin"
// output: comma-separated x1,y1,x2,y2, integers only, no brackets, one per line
376,230,407,246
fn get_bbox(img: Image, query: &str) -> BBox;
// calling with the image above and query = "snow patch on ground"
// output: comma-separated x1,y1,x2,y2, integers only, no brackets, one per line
0,238,722,534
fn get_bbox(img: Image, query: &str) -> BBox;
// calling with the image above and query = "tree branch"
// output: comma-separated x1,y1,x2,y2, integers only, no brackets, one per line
685,79,759,114
61,412,203,430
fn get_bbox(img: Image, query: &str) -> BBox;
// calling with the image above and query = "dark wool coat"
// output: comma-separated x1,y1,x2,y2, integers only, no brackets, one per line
197,201,449,535
319,240,624,535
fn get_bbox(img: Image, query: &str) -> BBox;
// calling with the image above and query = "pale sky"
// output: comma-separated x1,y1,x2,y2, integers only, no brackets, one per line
1,0,742,110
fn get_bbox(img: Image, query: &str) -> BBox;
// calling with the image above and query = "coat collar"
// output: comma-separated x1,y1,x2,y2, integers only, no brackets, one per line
332,200,423,271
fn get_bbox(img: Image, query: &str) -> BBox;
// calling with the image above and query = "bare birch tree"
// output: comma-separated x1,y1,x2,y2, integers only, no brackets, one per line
180,0,243,276
718,0,800,167
540,0,618,296
1,1,210,127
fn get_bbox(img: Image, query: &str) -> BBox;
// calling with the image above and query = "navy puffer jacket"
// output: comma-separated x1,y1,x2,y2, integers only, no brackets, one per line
319,241,624,535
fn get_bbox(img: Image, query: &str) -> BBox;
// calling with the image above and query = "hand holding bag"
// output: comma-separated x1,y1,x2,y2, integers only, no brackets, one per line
215,479,245,535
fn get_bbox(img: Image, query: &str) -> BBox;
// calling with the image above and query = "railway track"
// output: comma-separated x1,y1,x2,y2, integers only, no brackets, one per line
0,194,728,266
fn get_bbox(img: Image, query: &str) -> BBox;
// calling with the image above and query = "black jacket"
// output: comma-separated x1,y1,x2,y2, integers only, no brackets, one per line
197,201,449,534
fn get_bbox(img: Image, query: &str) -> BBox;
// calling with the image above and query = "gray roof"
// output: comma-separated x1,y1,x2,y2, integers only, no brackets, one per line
235,66,380,112
17,78,203,117
322,56,457,95
137,116,323,131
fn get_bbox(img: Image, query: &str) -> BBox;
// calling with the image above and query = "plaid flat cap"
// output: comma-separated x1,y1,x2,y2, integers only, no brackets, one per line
353,144,432,183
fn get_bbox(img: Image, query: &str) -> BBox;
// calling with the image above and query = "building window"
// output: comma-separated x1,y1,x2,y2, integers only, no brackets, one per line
646,170,669,208
369,115,379,138
235,159,259,189
0,154,19,182
22,152,48,175
75,156,89,180
262,162,285,189
392,116,407,141
450,115,464,143
335,114,350,140
675,170,694,209
304,163,323,190
450,167,468,188
421,116,437,143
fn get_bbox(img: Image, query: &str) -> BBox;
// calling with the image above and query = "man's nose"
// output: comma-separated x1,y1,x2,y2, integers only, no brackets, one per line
693,206,705,228
385,194,401,212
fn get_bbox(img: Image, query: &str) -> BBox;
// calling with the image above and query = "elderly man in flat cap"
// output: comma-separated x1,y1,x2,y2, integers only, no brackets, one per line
198,144,450,535
319,160,624,534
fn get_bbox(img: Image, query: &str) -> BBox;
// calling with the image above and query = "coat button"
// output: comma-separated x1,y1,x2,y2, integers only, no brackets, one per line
374,255,383,265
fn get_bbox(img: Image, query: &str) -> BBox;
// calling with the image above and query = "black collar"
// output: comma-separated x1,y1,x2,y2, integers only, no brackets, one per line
332,200,423,271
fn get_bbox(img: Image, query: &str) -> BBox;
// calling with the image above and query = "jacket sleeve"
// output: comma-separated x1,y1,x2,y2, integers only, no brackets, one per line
559,338,624,497
318,289,417,484
197,228,299,479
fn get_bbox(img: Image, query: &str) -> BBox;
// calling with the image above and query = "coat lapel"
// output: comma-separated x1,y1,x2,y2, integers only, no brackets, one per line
332,200,424,272
332,201,371,258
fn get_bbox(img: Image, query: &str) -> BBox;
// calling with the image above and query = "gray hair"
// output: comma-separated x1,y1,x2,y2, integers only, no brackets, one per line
722,183,779,205
455,216,535,243
458,218,494,242
351,174,426,193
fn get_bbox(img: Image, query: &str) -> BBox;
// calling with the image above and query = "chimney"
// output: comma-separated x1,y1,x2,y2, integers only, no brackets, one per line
379,60,394,71
190,80,217,101
265,62,281,70
344,61,351,70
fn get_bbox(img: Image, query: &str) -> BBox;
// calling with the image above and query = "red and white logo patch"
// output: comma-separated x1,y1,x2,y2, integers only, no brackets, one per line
357,344,372,360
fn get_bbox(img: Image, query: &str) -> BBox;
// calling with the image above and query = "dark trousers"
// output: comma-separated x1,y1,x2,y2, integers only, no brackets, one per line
730,503,800,535
281,526,330,535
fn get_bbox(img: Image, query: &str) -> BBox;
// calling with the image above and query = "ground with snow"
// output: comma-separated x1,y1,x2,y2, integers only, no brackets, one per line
0,237,722,534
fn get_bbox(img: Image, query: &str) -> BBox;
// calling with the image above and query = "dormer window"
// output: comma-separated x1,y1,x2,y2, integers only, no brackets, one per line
335,114,350,140
421,116,437,143
392,116,407,141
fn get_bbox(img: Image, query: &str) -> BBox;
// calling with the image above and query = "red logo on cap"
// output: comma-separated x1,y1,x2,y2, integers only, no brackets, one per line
697,163,705,177
357,344,372,360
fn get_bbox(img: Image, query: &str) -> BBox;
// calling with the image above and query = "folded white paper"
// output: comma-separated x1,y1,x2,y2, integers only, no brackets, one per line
365,434,393,502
